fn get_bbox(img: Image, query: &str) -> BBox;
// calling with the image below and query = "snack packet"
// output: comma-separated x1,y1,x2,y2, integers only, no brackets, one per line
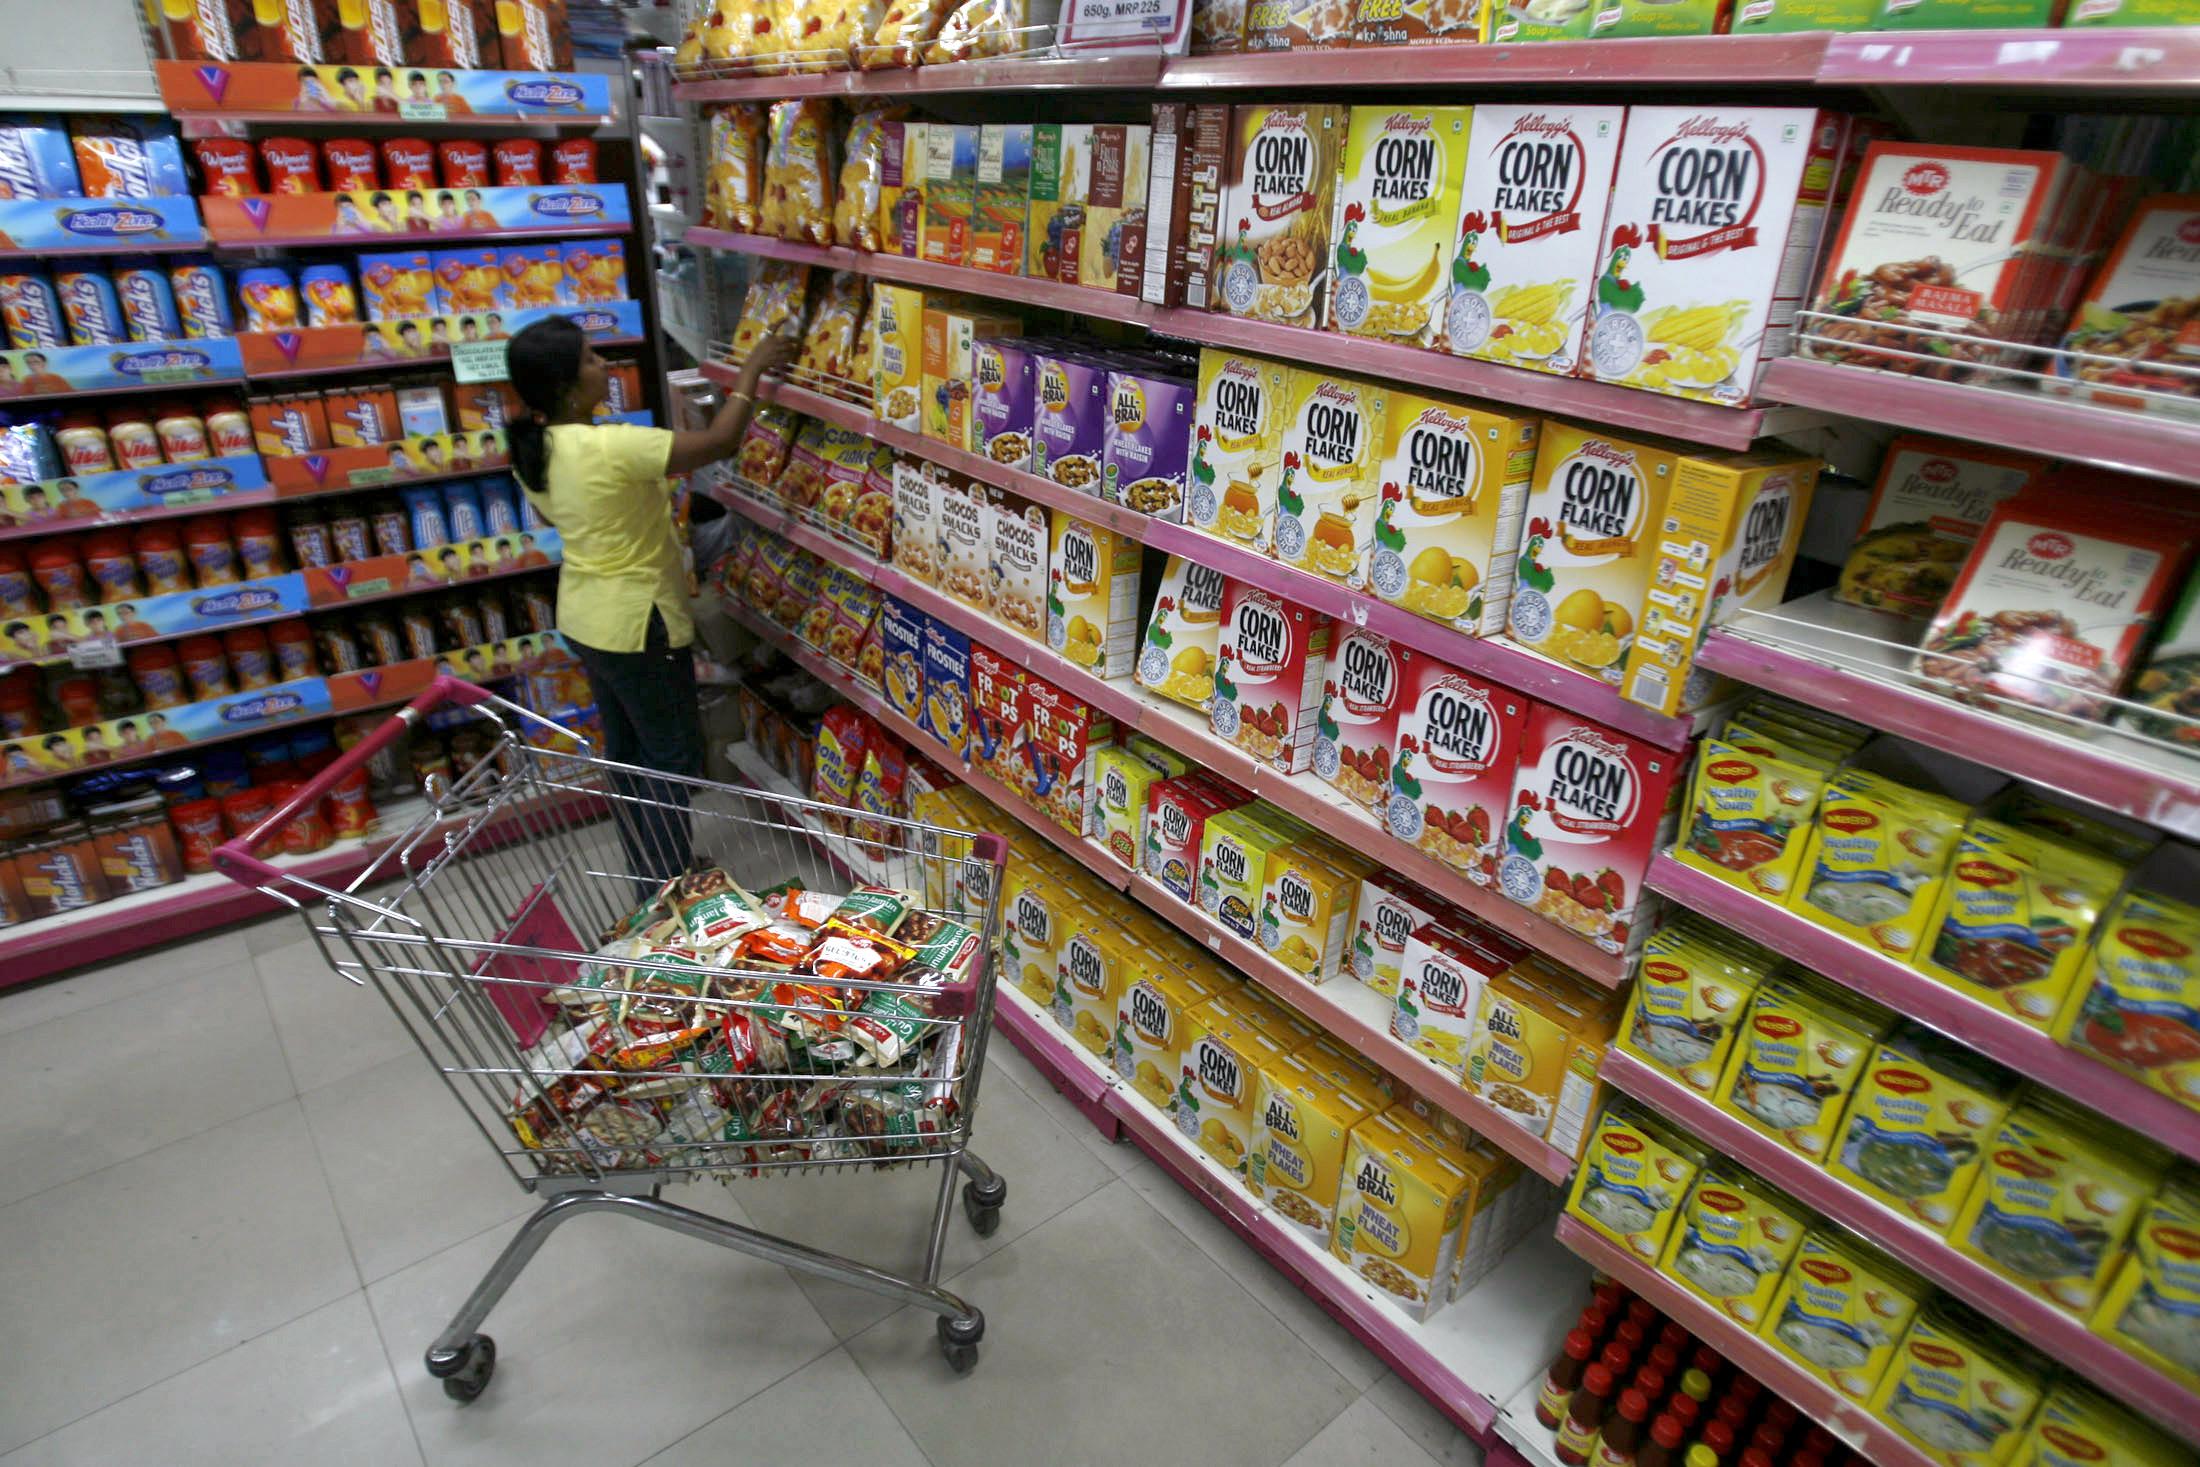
836,106,906,252
858,0,951,67
926,0,1023,61
764,99,837,247
730,259,810,362
799,270,868,385
734,405,798,488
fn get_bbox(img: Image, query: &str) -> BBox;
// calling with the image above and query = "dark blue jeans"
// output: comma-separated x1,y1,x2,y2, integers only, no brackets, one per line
568,608,705,884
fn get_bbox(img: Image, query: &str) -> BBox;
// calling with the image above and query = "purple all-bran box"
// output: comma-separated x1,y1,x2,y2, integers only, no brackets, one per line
974,338,1036,472
1030,348,1111,497
1102,368,1194,522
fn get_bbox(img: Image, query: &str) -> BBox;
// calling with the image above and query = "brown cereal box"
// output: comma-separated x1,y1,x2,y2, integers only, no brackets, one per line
971,123,1032,275
1080,124,1152,292
937,475,995,613
1350,0,1482,43
890,457,944,586
920,123,978,269
1216,105,1345,330
1211,582,1334,774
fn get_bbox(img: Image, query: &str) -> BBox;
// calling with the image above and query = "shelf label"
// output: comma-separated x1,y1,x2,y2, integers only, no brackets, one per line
67,636,122,670
1058,0,1191,51
451,339,511,385
398,101,449,121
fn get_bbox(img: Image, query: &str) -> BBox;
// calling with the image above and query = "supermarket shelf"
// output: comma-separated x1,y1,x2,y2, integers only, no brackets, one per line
1646,853,2200,1166
1125,868,1577,1183
724,739,870,883
1491,1375,1563,1467
1698,590,2200,840
207,221,629,250
994,978,1583,1439
1818,25,2200,89
1161,32,1828,86
0,782,606,990
686,230,1793,452
1757,357,2200,486
1600,1045,2200,1444
672,49,1168,101
1555,1215,1940,1467
155,61,618,127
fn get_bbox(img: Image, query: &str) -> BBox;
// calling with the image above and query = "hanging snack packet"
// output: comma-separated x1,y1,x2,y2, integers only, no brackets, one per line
730,259,810,361
860,0,952,65
708,104,767,232
799,270,868,383
734,404,798,487
764,100,837,246
836,106,905,251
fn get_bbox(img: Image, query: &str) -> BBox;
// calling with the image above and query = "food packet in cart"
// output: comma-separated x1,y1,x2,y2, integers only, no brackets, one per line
669,868,771,951
829,883,916,938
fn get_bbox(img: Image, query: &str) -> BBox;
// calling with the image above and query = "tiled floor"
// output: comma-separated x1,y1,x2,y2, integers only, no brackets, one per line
0,918,1492,1467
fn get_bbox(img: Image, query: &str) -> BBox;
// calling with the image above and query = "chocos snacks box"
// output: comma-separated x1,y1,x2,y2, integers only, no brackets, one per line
1273,369,1387,590
1385,661,1529,887
1447,104,1626,380
1216,105,1344,330
1211,582,1334,774
1508,423,1680,688
1189,348,1289,552
1368,393,1541,638
1498,703,1681,956
1328,105,1473,351
1587,107,1849,406
1137,555,1229,712
1313,627,1416,821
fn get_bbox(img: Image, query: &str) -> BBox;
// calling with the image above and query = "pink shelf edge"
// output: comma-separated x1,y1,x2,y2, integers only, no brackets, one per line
1694,627,2200,840
1159,32,1828,86
1554,1215,1942,1467
670,50,1167,101
1646,852,2200,1165
207,222,629,250
1817,26,2200,88
1598,1046,2200,1445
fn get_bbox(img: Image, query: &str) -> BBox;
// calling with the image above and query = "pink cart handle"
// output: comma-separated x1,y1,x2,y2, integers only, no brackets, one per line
212,676,497,889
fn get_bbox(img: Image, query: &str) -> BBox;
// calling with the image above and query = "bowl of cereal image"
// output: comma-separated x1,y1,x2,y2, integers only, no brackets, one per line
1049,455,1100,491
883,385,920,421
1123,477,1181,514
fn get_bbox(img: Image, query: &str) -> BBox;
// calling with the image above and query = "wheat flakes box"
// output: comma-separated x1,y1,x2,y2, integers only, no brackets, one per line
1334,1108,1478,1319
1254,1053,1381,1247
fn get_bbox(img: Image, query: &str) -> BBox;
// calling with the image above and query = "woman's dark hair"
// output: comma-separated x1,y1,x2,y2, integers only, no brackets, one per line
506,316,587,495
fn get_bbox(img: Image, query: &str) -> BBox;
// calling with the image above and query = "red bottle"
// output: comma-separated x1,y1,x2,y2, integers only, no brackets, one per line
1538,1330,1595,1430
1690,1347,1723,1381
1665,1393,1701,1431
1601,1343,1635,1378
1658,1322,1690,1354
1591,1388,1651,1467
1635,1414,1688,1467
1625,1299,1657,1332
1554,1365,1617,1467
1629,1368,1668,1404
1696,1420,1737,1465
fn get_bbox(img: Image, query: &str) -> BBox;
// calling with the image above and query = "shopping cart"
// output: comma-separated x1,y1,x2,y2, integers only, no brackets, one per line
213,678,1011,1399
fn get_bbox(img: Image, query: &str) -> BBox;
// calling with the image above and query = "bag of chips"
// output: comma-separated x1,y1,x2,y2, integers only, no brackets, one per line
707,103,766,233
776,418,833,511
735,405,798,488
798,270,868,385
813,0,885,68
858,0,952,67
835,106,906,252
730,259,809,362
764,99,837,247
925,0,1023,62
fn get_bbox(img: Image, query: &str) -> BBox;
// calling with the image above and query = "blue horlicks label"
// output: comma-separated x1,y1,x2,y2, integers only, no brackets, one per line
55,269,124,345
167,258,231,339
0,271,65,349
113,260,181,343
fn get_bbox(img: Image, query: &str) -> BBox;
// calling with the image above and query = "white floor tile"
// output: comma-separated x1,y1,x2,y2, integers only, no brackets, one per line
1367,1371,1488,1467
0,964,297,1207
243,912,316,955
0,929,254,1038
641,1348,929,1467
1283,1395,1450,1467
1122,1158,1387,1391
366,1196,836,1467
846,1181,1359,1467
301,1053,538,1285
0,1102,360,1454
726,1056,1117,1339
255,937,419,1095
981,1028,1143,1178
0,1294,422,1467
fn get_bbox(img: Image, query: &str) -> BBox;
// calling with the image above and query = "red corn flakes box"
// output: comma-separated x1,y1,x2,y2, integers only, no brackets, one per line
1210,581,1333,774
1383,658,1528,889
1312,626,1416,824
1143,772,1250,903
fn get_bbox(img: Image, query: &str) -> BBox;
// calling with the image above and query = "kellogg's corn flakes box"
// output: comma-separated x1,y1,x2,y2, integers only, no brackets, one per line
1189,348,1289,552
1350,872,1452,998
1587,107,1850,406
1176,1000,1293,1183
1085,744,1160,869
1047,513,1141,679
1392,919,1505,1076
1508,422,1680,688
1447,105,1625,379
1334,1107,1478,1320
1313,627,1415,822
1200,806,1297,942
1053,909,1132,1056
1272,369,1387,590
1258,841,1359,982
1146,774,1248,903
1217,104,1344,329
1255,1053,1382,1246
1116,963,1220,1112
1212,582,1334,774
1385,660,1528,886
1368,394,1540,639
1328,105,1472,351
1137,555,1229,713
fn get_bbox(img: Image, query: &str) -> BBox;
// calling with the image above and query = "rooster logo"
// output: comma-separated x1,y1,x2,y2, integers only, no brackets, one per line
1453,210,1491,293
1598,224,1645,313
1336,202,1367,278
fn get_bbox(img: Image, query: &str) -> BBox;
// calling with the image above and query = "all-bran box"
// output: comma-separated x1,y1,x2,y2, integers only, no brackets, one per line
1507,422,1682,689
968,642,1027,791
1117,963,1221,1112
1255,1053,1381,1246
1313,627,1416,821
879,596,926,724
1031,348,1111,495
1447,104,1626,380
1189,348,1290,552
1047,513,1142,679
1333,1107,1479,1318
1622,448,1821,718
1587,107,1849,406
1102,368,1195,519
1273,369,1387,590
1145,774,1248,902
1498,703,1683,957
1211,582,1335,774
1136,555,1230,713
1328,105,1473,351
1368,393,1541,638
973,337,1036,473
987,489,1048,643
917,614,972,758
1216,104,1345,330
870,284,926,430
1385,661,1529,886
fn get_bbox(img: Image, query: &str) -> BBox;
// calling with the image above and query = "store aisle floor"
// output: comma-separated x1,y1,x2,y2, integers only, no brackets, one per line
0,919,1489,1467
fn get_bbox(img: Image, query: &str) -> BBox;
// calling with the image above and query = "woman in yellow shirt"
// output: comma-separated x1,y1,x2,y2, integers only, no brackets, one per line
505,315,792,879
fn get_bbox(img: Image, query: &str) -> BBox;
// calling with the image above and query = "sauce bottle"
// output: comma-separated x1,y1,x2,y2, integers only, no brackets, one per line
1712,1393,1750,1435
1657,1322,1690,1355
1625,1300,1657,1333
1628,1368,1667,1405
1695,1420,1736,1465
183,515,237,587
1600,1343,1635,1379
1677,1369,1712,1405
1683,1449,1719,1467
1591,1388,1651,1467
1689,1347,1723,1383
1553,1364,1615,1467
1663,1394,1700,1433
1635,1413,1687,1467
1538,1329,1595,1428
1740,1445,1776,1467
81,528,139,603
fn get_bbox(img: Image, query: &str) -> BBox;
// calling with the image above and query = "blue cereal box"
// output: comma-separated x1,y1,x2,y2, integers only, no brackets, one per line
918,614,972,756
879,596,926,725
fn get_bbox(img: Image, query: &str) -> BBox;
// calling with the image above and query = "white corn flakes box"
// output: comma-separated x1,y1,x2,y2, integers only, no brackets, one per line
1586,107,1850,406
1447,104,1626,380
1328,105,1473,350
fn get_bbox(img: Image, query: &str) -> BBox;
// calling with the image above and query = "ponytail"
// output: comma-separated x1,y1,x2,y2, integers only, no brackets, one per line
503,315,588,495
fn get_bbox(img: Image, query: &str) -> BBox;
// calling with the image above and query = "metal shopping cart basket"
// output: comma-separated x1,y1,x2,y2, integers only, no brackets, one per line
213,678,1011,1399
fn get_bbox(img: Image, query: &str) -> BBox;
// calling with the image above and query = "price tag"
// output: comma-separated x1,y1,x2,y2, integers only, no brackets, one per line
1205,932,1221,952
398,101,449,121
68,636,123,670
1057,0,1191,50
450,339,510,385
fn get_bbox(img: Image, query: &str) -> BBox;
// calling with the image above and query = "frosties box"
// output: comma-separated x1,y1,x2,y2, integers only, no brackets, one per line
1384,660,1529,887
1211,581,1334,775
1498,703,1683,959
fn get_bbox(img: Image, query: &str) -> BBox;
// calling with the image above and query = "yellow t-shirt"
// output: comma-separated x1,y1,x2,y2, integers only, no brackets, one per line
522,423,692,653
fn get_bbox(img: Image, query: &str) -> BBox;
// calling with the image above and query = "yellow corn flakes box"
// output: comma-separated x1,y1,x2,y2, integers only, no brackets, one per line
1367,394,1541,639
1661,1162,1811,1330
1567,1100,1705,1262
1716,974,1891,1161
1052,910,1133,1057
1619,918,1770,1096
1792,768,1970,962
1002,865,1086,1008
1871,1303,2050,1467
1507,422,1680,688
1175,1001,1293,1183
1047,513,1142,680
1199,806,1298,944
1136,554,1230,713
1764,1226,1927,1403
2023,1379,2191,1467
1827,1024,2019,1235
2091,1171,2200,1390
1252,1051,1381,1246
1085,744,1160,869
1466,967,1610,1158
2060,887,2200,1112
1393,919,1507,1078
1257,841,1359,983
1207,984,1322,1054
1115,964,1220,1112
1189,348,1290,553
1953,1098,2166,1319
1328,105,1472,351
1271,369,1387,591
1333,1107,1479,1320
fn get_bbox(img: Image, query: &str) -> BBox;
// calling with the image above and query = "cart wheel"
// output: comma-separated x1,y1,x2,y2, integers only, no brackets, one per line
962,1177,1006,1238
434,1334,497,1404
937,1312,983,1375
